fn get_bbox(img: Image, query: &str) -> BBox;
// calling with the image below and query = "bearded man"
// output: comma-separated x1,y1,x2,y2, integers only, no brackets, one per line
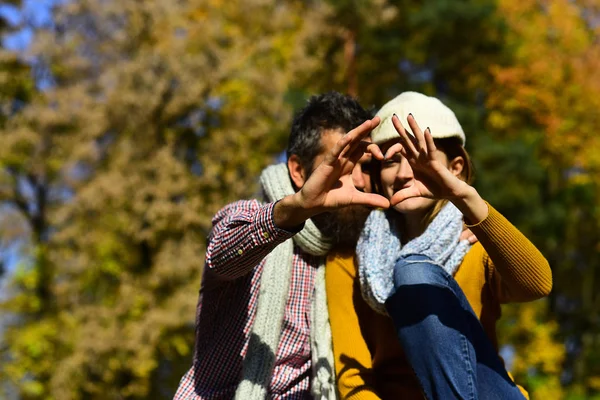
174,92,388,400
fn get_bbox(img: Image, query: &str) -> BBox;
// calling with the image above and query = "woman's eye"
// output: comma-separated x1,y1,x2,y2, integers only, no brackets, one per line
360,161,373,170
383,155,402,165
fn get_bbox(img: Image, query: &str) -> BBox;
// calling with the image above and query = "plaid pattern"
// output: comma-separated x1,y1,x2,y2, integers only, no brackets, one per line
174,200,319,400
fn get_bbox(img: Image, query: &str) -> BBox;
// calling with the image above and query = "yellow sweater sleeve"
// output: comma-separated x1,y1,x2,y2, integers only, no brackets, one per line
326,252,382,400
467,203,553,303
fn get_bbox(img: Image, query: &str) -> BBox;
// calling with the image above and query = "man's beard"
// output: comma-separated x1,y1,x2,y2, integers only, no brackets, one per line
311,205,372,250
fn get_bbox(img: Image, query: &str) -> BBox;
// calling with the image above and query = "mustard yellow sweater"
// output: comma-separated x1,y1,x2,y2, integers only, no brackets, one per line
326,204,552,400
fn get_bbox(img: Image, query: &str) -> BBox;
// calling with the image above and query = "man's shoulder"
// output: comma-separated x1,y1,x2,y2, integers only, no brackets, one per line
211,198,269,225
215,198,266,215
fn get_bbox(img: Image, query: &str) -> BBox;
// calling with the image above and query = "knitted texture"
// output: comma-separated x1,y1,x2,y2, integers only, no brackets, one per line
370,91,466,146
235,163,336,400
357,202,472,314
234,238,294,400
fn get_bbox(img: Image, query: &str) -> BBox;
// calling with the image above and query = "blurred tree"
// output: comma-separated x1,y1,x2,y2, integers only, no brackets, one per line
0,0,34,241
0,0,332,398
469,130,568,399
0,2,48,399
500,301,566,399
2,0,597,397
0,1,31,119
486,0,600,397
307,0,505,108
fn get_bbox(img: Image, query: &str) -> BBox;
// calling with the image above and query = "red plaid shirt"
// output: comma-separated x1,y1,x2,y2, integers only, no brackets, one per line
174,200,320,399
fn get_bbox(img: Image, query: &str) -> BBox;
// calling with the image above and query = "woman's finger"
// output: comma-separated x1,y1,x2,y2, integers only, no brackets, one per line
391,114,418,157
406,114,427,155
424,127,437,158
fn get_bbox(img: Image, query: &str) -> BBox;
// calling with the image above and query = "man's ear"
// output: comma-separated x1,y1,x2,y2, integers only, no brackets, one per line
288,154,308,188
448,156,465,178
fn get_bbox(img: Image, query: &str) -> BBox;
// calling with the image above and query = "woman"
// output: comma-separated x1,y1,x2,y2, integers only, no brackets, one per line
326,92,552,400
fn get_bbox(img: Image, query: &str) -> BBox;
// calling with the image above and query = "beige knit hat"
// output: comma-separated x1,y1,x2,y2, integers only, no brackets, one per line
371,91,465,146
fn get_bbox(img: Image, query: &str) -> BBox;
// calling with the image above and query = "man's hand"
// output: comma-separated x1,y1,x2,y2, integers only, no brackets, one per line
275,117,390,229
460,227,478,244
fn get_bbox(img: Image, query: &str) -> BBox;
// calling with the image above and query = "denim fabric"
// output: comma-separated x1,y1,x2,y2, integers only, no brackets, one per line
385,254,526,400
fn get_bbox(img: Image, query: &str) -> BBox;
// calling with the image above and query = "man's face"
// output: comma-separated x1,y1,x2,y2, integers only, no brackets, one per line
308,129,343,174
309,129,373,249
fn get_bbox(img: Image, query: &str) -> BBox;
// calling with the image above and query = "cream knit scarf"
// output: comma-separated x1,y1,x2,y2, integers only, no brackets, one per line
234,163,337,400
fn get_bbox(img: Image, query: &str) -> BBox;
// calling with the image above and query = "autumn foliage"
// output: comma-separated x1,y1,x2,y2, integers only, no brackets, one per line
0,0,598,399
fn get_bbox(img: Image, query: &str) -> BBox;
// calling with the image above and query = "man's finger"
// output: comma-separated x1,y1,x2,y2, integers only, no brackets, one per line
327,118,377,164
389,187,422,206
345,141,384,166
459,233,478,244
345,141,370,167
460,228,478,244
384,143,403,160
339,117,381,159
351,191,390,209
366,143,384,160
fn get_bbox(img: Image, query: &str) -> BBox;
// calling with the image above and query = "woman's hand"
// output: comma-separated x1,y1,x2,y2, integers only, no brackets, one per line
460,227,478,244
389,114,488,224
388,114,470,205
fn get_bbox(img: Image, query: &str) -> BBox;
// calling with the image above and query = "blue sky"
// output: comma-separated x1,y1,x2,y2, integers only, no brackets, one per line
0,0,55,51
0,0,56,278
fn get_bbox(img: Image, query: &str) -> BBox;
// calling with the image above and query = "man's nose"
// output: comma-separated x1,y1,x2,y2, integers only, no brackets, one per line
352,164,367,191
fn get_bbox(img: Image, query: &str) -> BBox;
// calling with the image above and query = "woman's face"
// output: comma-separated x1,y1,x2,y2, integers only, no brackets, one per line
379,139,450,215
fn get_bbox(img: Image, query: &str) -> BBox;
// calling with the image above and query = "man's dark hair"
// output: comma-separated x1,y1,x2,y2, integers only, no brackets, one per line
286,91,372,173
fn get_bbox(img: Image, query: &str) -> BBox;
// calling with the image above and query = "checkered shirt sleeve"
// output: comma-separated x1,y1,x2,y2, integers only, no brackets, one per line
205,200,299,279
173,199,316,400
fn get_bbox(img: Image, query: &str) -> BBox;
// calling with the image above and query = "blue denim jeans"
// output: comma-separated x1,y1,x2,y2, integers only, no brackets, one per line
384,254,526,400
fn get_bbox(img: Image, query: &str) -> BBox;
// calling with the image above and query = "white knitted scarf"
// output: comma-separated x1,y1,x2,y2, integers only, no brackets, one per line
234,163,337,400
357,202,473,315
